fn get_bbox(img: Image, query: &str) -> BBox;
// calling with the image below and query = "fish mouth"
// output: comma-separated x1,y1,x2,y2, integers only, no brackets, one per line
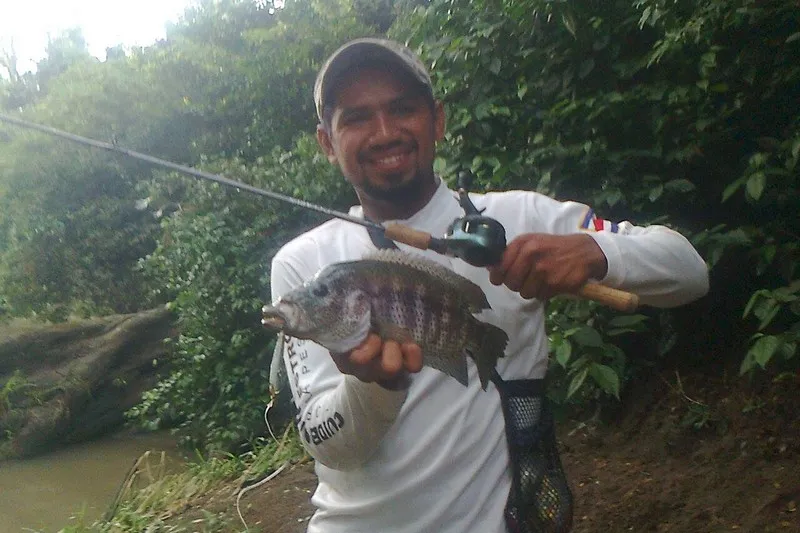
261,302,290,330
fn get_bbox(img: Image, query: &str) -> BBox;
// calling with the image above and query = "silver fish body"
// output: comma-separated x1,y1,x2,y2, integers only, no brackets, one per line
262,249,508,389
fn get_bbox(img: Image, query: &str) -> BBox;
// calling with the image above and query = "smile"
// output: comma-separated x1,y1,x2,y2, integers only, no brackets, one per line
375,155,404,165
366,148,414,172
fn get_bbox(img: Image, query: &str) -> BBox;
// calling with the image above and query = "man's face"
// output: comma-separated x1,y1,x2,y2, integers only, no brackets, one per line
316,66,445,205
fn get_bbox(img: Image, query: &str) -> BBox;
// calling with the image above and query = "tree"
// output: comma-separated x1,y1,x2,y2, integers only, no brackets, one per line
35,28,95,95
0,43,38,110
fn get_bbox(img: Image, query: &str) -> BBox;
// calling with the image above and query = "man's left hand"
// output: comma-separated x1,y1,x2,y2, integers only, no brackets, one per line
488,233,608,300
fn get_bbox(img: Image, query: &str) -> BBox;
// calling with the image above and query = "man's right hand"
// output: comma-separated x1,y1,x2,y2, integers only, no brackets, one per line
331,333,423,389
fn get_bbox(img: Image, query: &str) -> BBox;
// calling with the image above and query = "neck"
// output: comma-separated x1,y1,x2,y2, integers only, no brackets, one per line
358,177,439,222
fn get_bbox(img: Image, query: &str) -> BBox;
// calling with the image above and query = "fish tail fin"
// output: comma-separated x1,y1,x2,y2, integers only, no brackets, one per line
469,322,509,390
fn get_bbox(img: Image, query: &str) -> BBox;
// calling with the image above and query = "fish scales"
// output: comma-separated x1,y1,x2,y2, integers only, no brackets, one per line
371,275,445,348
261,249,509,389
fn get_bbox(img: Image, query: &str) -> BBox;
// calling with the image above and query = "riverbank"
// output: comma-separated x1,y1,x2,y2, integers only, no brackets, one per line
46,363,799,533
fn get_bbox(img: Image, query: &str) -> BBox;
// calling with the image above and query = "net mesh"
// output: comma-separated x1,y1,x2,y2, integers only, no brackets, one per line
494,376,574,533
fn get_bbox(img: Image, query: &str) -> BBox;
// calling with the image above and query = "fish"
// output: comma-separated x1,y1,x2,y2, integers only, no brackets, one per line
261,249,508,390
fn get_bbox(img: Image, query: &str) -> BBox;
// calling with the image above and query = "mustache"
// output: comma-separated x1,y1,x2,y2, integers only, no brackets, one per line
358,139,416,162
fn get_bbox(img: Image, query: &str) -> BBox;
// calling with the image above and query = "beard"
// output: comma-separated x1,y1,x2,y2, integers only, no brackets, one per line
359,168,433,206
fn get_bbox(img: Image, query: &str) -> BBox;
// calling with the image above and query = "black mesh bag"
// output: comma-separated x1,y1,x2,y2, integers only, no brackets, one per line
491,372,574,533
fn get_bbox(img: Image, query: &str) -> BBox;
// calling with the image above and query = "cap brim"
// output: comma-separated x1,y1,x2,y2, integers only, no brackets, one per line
315,40,430,121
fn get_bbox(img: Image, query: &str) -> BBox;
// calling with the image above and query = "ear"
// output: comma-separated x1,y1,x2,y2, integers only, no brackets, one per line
316,124,338,165
433,100,446,142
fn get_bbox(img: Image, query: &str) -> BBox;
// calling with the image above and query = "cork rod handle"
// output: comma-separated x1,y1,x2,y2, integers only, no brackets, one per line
578,283,640,312
384,223,433,250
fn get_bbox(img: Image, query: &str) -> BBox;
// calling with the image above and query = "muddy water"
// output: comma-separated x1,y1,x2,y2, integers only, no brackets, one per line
0,431,183,533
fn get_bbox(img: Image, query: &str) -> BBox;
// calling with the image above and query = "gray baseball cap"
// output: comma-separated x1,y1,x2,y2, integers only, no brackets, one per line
313,38,433,122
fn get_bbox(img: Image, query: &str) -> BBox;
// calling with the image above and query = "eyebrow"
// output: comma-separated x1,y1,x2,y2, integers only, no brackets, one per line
338,94,423,118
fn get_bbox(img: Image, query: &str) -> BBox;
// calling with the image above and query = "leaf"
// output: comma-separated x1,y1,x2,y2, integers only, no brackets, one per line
605,190,623,207
742,291,764,319
722,177,745,202
779,342,797,360
556,341,572,368
739,351,757,375
665,179,696,193
749,335,781,369
649,184,664,202
593,35,610,51
579,58,595,79
757,301,781,330
561,12,578,38
638,6,652,28
589,363,620,398
567,367,589,399
607,328,638,336
786,32,800,44
569,326,603,347
746,172,766,200
608,314,649,327
489,57,502,75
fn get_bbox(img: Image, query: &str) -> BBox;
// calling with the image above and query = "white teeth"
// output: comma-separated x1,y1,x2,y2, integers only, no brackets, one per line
375,155,403,165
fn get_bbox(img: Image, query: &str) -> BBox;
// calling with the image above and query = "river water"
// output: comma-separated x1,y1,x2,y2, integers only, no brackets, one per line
0,431,182,533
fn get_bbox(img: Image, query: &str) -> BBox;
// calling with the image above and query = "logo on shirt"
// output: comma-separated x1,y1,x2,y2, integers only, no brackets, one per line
579,208,619,233
302,412,346,445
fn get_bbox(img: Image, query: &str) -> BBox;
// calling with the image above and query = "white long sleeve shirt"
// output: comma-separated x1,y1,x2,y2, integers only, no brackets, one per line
269,178,709,533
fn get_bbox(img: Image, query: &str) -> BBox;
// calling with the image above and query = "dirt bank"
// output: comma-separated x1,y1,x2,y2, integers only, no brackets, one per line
166,364,799,533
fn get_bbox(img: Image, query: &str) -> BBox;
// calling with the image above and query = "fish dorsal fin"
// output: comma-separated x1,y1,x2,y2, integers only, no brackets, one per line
361,249,491,310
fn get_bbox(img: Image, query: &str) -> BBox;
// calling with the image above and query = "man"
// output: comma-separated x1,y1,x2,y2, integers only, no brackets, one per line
269,38,709,533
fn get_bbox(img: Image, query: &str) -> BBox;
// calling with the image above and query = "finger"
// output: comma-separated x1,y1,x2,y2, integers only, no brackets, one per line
349,333,383,365
504,239,543,291
519,271,544,300
330,351,355,375
401,342,423,373
380,340,404,376
489,238,524,285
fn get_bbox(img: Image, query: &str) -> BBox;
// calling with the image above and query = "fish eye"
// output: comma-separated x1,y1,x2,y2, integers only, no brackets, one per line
312,284,329,298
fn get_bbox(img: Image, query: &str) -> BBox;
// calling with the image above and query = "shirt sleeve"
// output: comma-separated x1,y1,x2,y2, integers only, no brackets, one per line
270,244,408,471
524,193,710,308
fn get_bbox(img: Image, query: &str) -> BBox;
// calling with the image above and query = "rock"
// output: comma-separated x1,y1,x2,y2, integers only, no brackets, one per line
0,307,176,459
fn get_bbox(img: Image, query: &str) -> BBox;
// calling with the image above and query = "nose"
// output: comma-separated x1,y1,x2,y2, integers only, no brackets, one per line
371,111,397,143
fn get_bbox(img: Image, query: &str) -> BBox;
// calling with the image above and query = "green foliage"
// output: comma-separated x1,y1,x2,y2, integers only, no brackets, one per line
740,281,800,374
0,54,204,319
0,0,376,322
128,132,355,452
545,299,652,404
399,0,799,401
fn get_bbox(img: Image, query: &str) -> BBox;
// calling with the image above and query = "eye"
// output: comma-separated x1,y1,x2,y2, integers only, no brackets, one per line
312,284,330,298
341,110,369,125
390,101,416,116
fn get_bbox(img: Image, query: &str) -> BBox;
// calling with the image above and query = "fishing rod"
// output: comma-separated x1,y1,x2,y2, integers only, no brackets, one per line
0,113,639,311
